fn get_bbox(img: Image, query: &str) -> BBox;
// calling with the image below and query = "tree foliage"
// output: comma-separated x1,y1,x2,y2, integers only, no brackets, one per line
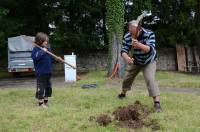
152,0,198,47
0,0,106,55
124,0,200,47
48,0,106,53
106,0,125,77
0,0,200,57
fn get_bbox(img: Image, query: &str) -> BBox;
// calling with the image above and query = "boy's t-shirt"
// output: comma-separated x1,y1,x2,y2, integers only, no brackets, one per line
31,47,53,77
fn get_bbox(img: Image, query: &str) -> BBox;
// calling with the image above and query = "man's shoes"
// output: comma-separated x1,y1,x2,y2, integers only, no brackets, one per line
44,103,49,107
118,93,126,99
39,103,48,109
154,102,161,113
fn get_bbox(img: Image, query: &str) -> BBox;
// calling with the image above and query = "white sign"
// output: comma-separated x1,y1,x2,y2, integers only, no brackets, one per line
64,55,76,82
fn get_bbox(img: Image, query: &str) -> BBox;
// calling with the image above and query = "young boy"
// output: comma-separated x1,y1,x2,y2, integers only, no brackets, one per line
31,32,53,108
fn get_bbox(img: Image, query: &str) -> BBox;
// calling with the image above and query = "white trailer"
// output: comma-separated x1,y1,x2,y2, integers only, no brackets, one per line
8,35,35,74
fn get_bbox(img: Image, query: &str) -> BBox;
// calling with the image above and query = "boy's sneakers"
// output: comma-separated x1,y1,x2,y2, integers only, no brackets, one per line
154,101,161,113
118,93,126,99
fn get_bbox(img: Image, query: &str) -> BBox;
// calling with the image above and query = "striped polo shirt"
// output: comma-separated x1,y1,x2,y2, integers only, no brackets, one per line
121,28,157,66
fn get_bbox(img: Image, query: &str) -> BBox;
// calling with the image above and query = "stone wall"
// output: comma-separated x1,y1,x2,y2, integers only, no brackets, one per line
157,48,177,71
54,48,177,73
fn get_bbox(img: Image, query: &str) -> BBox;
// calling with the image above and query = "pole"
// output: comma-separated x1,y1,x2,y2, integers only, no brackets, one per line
22,35,76,69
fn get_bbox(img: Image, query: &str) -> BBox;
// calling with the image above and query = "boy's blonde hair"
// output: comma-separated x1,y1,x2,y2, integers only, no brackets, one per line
35,32,49,45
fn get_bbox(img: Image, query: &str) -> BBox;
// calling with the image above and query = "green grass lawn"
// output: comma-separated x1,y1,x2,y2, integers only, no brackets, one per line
126,71,200,89
75,70,200,89
156,71,200,88
0,70,200,132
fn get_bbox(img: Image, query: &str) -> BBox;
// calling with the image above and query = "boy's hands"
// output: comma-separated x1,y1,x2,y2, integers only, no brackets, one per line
57,56,62,61
42,40,48,52
42,47,48,52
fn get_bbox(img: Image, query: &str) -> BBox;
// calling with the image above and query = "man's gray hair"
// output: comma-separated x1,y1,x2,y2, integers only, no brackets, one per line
128,20,138,27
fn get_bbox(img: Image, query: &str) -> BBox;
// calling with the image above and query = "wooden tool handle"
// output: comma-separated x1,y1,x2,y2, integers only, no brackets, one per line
22,35,76,69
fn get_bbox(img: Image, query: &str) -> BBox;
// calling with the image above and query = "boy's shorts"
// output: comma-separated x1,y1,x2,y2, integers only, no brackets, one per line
36,74,52,99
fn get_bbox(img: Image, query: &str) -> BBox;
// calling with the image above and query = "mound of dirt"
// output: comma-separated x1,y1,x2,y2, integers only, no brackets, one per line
96,114,112,126
95,100,160,130
113,100,154,129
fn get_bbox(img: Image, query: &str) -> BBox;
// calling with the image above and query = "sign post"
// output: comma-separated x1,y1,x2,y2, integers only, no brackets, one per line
64,53,76,82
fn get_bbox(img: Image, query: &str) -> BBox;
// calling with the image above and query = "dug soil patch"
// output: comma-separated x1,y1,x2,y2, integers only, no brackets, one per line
95,101,160,130
96,114,112,126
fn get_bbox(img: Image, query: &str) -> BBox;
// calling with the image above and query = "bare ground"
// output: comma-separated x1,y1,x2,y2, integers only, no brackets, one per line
0,76,200,94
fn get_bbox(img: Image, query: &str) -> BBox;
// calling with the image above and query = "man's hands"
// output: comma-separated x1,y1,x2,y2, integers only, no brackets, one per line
132,38,150,53
132,38,141,49
122,53,134,64
126,57,134,64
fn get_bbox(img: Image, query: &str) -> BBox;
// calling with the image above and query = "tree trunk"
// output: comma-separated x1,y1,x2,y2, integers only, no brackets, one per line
193,46,200,72
176,44,187,72
106,0,125,78
108,33,125,78
186,47,194,72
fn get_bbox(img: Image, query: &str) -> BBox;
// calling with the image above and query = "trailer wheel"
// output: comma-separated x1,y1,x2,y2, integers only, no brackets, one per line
13,72,21,78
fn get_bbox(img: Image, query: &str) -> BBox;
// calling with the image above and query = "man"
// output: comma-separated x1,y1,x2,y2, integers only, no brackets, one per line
118,20,161,112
